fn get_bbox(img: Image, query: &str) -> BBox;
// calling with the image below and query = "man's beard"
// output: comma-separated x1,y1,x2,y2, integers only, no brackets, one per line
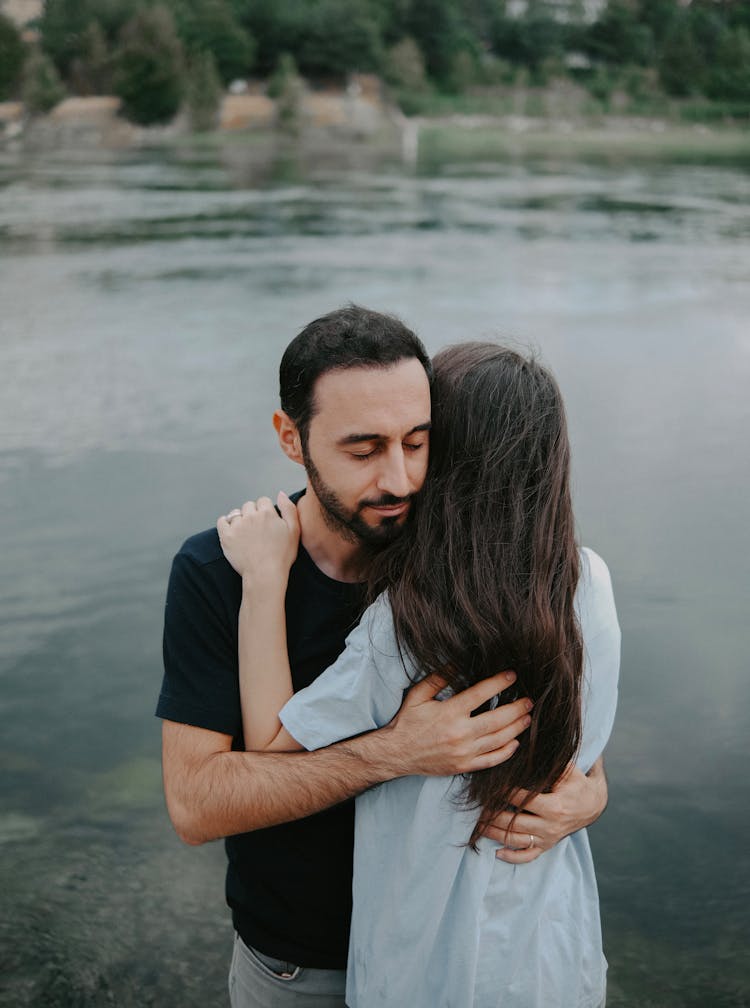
303,445,411,546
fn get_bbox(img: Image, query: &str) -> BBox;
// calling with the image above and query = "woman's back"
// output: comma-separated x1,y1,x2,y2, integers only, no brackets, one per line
280,547,620,1008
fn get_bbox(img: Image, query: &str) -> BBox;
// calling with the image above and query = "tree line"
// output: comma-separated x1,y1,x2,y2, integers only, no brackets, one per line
1,0,749,125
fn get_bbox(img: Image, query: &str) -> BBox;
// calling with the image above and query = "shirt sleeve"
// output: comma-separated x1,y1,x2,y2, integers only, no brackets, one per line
156,548,242,738
576,547,621,773
280,594,409,751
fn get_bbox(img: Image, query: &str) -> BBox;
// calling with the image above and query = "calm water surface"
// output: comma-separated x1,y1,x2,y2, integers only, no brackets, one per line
1,140,748,1007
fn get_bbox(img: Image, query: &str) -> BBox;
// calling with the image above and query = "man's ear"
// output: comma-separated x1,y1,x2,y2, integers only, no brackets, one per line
273,410,304,465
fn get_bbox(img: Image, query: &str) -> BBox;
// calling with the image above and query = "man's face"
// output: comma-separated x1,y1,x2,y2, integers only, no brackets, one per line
302,359,431,545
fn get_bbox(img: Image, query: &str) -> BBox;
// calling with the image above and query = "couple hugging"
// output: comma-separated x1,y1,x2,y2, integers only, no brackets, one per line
157,305,620,1008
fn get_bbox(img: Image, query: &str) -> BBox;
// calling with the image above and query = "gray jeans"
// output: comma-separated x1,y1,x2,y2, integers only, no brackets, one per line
229,933,347,1008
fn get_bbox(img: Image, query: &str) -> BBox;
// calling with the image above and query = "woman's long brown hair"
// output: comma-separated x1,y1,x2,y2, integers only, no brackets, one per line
367,343,583,846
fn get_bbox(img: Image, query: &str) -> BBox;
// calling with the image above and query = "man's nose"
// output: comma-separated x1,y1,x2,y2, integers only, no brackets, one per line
376,447,411,499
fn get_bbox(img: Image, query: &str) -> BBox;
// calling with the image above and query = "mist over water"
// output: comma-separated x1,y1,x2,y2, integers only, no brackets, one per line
1,141,748,1006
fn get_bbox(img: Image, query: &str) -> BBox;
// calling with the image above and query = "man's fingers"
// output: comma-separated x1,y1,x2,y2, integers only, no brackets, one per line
455,670,518,714
240,499,257,517
471,697,533,740
403,673,449,704
256,496,274,511
463,738,519,772
473,711,531,756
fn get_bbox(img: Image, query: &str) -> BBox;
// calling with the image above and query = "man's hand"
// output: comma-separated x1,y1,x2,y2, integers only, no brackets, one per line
376,670,533,778
484,756,608,863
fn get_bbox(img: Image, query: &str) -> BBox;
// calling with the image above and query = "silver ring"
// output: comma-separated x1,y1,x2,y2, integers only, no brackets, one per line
525,834,535,850
225,509,242,523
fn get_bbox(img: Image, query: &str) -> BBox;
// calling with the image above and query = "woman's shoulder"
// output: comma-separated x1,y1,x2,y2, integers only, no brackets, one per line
347,592,402,664
576,547,619,637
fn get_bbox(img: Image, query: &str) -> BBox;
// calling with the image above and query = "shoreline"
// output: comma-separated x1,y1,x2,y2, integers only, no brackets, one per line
2,94,749,169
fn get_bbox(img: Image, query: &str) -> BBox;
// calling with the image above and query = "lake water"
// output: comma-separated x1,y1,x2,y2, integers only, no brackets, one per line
1,137,748,1007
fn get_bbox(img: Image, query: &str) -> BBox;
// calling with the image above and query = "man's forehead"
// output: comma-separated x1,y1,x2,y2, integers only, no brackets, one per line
311,359,431,428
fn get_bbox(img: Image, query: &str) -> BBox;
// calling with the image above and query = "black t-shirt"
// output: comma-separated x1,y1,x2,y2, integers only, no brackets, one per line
156,506,365,968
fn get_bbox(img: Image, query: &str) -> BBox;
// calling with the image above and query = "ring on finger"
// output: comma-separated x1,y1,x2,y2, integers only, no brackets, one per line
524,834,535,850
225,509,242,523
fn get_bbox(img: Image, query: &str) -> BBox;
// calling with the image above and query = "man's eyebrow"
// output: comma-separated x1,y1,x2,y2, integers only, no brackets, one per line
337,422,431,447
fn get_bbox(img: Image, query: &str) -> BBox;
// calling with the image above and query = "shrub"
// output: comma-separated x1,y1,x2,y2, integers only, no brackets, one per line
186,49,222,131
113,7,184,125
268,52,304,133
384,36,428,93
22,48,66,114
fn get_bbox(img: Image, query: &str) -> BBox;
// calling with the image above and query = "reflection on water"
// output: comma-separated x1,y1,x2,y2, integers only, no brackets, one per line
1,139,748,1007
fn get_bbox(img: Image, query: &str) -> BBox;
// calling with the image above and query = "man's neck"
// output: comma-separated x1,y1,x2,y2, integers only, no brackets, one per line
296,488,366,584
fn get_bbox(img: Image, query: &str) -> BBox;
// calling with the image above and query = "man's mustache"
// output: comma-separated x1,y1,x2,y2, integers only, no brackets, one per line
359,494,412,509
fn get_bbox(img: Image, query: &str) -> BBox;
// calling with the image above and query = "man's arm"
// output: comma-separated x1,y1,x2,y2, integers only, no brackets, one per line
482,756,608,863
163,670,532,845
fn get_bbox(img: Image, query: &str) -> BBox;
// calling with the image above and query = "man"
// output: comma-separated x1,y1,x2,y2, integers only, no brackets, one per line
157,306,607,1007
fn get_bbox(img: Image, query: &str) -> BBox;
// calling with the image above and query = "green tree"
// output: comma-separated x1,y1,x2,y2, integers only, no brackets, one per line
268,52,305,134
407,0,476,87
22,48,66,114
297,0,383,77
635,0,680,48
172,0,254,85
69,21,111,95
585,1,654,65
705,26,750,102
40,0,131,80
236,0,312,77
658,12,705,96
186,49,222,130
384,36,428,92
0,13,25,100
113,6,185,125
489,1,564,79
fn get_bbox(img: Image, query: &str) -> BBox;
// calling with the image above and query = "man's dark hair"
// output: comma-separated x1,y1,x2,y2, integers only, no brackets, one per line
279,305,432,445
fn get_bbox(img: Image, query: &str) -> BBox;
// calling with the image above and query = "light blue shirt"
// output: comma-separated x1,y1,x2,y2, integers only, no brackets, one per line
280,548,620,1008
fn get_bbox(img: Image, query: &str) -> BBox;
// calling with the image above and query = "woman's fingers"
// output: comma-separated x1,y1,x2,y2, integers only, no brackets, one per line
277,491,301,538
495,841,545,864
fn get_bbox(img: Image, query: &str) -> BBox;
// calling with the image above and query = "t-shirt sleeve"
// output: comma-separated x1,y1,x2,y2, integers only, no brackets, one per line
156,548,241,738
576,547,621,773
280,594,409,751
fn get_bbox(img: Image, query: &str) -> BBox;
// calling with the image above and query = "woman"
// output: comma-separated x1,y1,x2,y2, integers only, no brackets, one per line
219,343,620,1008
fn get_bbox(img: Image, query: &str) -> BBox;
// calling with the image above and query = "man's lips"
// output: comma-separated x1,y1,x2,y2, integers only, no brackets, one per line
365,501,410,517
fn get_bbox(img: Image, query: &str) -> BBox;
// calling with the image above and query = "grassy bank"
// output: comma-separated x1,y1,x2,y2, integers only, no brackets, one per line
415,120,750,169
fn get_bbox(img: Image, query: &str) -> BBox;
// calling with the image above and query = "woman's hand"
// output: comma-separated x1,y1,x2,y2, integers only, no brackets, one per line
217,492,300,591
483,757,609,862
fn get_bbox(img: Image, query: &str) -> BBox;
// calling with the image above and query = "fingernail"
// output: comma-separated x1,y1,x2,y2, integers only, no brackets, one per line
504,670,516,682
522,715,531,727
525,699,534,712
